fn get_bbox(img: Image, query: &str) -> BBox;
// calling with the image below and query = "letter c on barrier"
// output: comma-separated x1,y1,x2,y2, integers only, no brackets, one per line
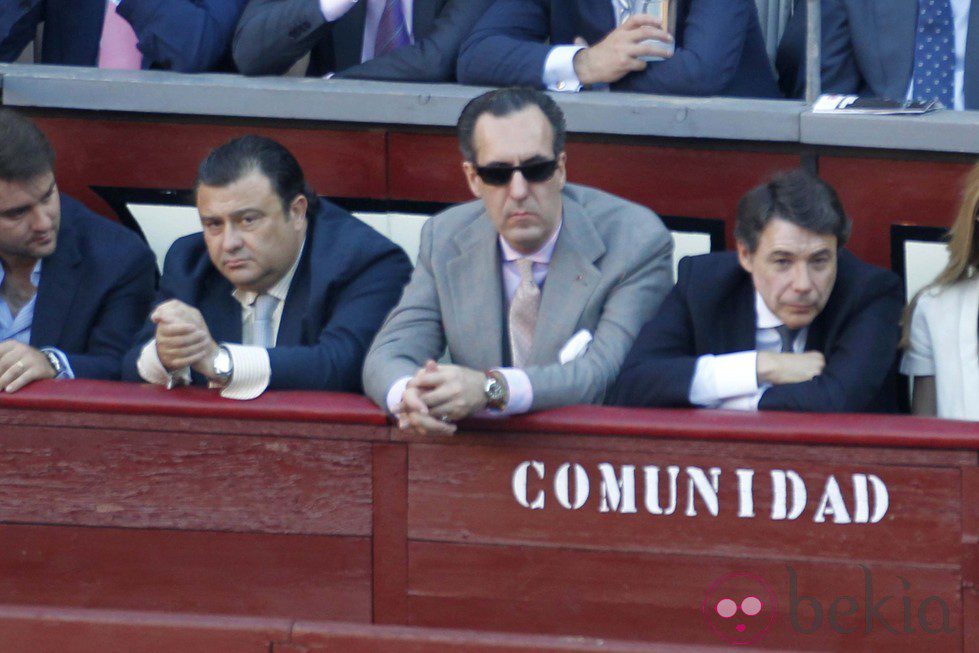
512,461,545,510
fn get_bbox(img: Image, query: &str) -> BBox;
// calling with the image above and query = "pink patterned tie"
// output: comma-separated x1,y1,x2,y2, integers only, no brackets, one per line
98,0,142,70
508,259,540,368
374,0,410,58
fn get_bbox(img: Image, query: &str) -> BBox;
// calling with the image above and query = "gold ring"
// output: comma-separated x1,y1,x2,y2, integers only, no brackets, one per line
14,360,25,370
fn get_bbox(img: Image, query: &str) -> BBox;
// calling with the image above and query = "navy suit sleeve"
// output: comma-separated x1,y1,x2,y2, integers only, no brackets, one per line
117,0,248,72
338,0,493,81
758,271,903,413
266,240,412,393
68,244,157,380
613,0,756,96
456,0,555,87
608,257,698,407
0,0,41,62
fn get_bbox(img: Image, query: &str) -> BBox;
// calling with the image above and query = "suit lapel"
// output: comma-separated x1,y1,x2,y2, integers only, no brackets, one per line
199,273,242,344
446,217,505,369
335,0,368,70
31,222,82,348
530,197,604,366
725,277,757,353
965,0,979,109
278,235,314,346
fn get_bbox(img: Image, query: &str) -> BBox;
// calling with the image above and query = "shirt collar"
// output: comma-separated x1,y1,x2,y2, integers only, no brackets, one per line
0,259,43,288
498,221,562,264
754,291,783,330
232,237,306,309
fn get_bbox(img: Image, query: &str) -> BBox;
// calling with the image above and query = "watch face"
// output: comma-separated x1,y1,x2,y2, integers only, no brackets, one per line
214,349,232,376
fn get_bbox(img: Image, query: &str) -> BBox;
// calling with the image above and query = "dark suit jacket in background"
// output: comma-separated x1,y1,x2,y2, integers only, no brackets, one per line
122,200,412,393
0,0,248,72
609,250,903,413
456,0,780,98
233,0,493,80
777,0,979,108
34,195,156,379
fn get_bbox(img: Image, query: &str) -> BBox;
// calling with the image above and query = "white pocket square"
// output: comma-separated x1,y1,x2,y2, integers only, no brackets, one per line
559,329,593,364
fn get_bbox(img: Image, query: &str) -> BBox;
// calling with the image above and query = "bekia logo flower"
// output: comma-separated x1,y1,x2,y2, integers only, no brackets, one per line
702,572,777,645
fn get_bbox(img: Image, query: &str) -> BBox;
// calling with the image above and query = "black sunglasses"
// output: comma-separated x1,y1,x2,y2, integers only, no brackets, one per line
475,159,559,186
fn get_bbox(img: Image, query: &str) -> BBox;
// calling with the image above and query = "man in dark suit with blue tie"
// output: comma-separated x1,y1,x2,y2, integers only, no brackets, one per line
123,135,412,400
456,0,780,98
610,169,903,413
0,109,156,392
0,0,247,71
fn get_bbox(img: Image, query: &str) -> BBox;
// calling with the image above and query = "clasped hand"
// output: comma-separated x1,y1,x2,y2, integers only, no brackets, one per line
394,360,487,435
152,299,220,379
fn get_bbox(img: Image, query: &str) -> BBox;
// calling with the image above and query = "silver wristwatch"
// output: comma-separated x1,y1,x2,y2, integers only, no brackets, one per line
484,371,508,410
211,346,233,386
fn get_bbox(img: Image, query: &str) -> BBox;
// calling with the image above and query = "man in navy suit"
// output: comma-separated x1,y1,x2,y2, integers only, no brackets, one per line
777,0,978,110
233,0,493,80
610,169,902,413
123,135,412,400
456,0,780,98
0,109,156,392
0,0,247,71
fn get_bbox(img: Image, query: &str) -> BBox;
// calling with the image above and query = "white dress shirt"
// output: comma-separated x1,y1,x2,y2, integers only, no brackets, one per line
318,0,415,63
688,291,809,411
385,224,563,415
905,0,971,111
137,240,305,400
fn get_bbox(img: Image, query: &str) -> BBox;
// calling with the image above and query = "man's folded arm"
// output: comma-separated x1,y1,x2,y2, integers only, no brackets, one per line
759,274,903,412
233,0,328,75
456,0,554,87
362,219,447,407
612,0,751,96
0,2,42,63
118,0,248,72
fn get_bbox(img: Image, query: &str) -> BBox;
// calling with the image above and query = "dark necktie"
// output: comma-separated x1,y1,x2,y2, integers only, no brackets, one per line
912,0,955,107
375,0,410,58
776,325,800,353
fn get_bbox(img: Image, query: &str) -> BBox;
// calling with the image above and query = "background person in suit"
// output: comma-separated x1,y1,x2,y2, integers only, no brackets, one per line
777,0,978,110
0,0,248,72
123,135,412,400
233,0,493,80
901,163,979,419
610,169,903,413
0,109,156,392
456,0,780,98
362,87,673,435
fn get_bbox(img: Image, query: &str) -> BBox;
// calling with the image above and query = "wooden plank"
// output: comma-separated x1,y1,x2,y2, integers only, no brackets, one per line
819,157,974,268
0,427,372,536
408,444,960,566
373,443,409,624
408,542,960,651
30,115,387,218
963,467,979,653
0,525,371,620
0,605,289,653
388,132,471,203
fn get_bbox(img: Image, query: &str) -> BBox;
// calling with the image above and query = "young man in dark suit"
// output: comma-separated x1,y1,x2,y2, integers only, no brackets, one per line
0,109,156,392
611,169,903,413
123,135,412,399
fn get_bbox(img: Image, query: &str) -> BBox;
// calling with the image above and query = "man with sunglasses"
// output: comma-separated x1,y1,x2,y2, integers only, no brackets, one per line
363,87,673,434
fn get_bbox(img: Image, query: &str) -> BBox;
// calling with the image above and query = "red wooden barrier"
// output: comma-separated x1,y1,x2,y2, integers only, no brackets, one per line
0,381,975,651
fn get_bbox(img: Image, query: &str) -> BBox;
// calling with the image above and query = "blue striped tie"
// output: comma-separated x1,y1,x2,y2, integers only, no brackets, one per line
912,0,955,107
375,0,410,58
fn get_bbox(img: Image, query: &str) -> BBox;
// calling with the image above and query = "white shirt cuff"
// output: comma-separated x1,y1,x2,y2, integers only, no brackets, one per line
136,338,190,387
319,0,358,22
219,343,270,400
689,351,760,407
543,45,585,92
386,375,412,413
